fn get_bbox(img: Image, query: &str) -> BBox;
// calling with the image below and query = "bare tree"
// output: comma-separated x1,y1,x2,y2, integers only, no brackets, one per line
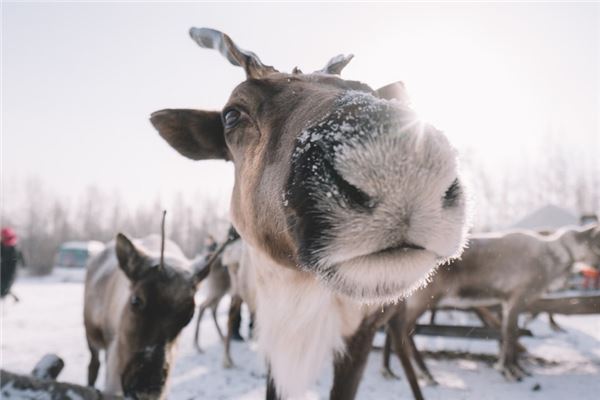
10,132,595,274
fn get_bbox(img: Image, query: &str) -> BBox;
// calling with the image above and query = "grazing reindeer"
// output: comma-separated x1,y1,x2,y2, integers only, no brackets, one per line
83,233,214,399
193,253,230,352
151,28,469,399
222,238,259,368
383,224,600,385
193,234,251,363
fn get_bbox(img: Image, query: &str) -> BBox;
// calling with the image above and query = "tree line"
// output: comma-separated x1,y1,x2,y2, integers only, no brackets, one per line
3,178,229,274
3,139,598,274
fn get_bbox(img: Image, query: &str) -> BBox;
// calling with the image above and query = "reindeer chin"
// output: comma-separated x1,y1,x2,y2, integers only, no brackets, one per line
317,249,440,304
121,346,169,400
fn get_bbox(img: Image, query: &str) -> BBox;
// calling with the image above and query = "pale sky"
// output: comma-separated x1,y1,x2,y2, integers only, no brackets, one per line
2,2,599,214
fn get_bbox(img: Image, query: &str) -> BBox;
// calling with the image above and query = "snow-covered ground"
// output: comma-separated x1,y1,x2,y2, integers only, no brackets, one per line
2,271,599,399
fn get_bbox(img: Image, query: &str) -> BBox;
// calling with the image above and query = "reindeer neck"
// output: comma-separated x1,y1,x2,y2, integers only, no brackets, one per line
547,229,578,275
247,244,367,398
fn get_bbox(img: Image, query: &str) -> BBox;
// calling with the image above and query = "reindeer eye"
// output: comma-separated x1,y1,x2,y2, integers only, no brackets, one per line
130,295,144,309
443,179,460,208
223,109,241,129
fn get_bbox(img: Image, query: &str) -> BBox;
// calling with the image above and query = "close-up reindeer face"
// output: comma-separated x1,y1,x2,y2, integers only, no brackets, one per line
115,234,205,399
151,28,469,303
3,5,599,400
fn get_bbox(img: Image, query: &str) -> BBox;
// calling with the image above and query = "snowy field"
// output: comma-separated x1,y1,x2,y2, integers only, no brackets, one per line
2,271,600,400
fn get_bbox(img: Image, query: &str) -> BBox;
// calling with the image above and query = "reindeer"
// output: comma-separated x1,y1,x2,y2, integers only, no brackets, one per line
83,231,219,399
193,253,230,352
150,28,469,399
221,238,260,369
191,228,256,369
382,224,600,386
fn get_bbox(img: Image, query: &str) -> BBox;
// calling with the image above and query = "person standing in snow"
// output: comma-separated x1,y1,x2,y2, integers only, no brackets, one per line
1,227,24,300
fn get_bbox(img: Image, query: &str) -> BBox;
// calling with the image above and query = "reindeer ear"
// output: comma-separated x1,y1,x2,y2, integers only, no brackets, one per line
150,109,230,161
376,81,410,106
116,233,148,281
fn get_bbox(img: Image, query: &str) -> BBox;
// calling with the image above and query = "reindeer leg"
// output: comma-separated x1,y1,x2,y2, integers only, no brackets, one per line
211,301,226,342
522,312,537,327
265,366,281,400
231,304,244,341
194,302,209,353
496,300,527,381
474,306,500,327
429,309,437,325
476,306,527,355
408,334,437,386
387,313,425,400
248,311,256,340
223,295,243,369
330,321,378,400
86,345,100,387
548,313,566,333
380,330,399,380
511,305,532,377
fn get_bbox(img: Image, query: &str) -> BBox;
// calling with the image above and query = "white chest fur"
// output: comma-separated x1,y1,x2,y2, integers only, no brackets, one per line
249,246,366,398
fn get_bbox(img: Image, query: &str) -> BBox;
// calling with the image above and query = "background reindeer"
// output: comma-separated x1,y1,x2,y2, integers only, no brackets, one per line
221,237,258,369
193,232,255,369
382,224,600,387
193,253,230,353
83,232,212,399
151,28,469,399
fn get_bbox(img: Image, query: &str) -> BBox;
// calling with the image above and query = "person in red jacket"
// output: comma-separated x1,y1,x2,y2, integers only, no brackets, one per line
1,227,23,300
581,264,600,290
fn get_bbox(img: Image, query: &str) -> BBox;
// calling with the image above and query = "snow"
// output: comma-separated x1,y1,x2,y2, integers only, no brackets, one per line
2,273,600,399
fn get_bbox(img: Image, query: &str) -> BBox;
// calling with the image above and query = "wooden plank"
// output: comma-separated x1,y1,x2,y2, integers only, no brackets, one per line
414,324,532,339
0,369,121,399
31,354,64,380
431,294,600,317
527,295,600,315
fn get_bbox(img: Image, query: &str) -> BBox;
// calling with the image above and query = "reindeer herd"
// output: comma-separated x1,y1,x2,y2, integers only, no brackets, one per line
78,28,600,400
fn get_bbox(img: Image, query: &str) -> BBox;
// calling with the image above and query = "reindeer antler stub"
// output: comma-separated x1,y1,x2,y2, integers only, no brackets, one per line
189,27,277,79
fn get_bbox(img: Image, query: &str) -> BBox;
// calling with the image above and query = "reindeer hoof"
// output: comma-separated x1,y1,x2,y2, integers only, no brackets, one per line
223,357,234,369
503,369,522,382
495,362,524,382
515,362,531,377
194,344,204,354
380,367,400,380
231,332,245,342
422,375,438,386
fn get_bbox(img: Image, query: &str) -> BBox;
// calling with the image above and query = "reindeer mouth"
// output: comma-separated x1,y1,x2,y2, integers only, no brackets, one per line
340,244,433,271
322,242,430,268
313,243,439,303
376,242,426,254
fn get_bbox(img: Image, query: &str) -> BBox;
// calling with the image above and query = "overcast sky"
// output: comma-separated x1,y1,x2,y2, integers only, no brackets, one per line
2,2,599,214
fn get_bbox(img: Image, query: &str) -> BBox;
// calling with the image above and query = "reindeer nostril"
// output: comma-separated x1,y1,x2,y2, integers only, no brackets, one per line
443,179,461,208
325,160,374,210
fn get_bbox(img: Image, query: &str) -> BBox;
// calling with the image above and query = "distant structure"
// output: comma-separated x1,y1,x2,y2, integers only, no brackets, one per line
511,204,578,231
580,213,598,226
53,241,105,269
